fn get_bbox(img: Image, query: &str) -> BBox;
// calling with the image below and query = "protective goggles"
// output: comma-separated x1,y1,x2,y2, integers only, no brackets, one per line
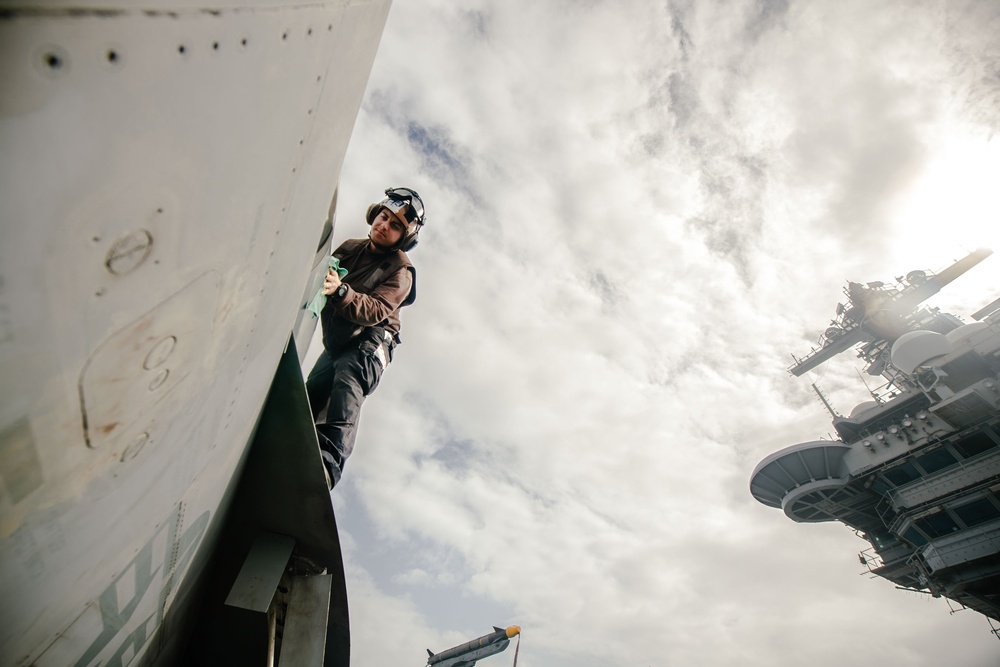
384,187,425,226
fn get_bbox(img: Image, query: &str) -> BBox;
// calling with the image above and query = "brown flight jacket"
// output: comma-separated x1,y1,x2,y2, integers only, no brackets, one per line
322,237,416,347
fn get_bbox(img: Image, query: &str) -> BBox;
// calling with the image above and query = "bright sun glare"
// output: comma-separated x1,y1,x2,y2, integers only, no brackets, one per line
892,128,1000,307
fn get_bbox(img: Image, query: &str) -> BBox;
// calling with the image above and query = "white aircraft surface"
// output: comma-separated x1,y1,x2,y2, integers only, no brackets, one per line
0,2,391,665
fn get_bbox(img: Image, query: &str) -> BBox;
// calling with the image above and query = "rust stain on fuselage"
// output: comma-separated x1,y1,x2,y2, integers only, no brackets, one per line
97,422,120,435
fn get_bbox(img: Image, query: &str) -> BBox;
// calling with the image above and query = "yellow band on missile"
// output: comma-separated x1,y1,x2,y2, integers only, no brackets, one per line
505,626,521,638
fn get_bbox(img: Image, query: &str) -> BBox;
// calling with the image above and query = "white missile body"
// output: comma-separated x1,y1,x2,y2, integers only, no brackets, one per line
426,626,521,667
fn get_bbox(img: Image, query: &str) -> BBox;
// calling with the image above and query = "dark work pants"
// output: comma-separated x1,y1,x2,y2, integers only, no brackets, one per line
305,342,384,486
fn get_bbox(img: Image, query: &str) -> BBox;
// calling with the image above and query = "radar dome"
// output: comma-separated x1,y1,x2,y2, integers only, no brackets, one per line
945,321,989,345
850,401,879,418
890,330,951,374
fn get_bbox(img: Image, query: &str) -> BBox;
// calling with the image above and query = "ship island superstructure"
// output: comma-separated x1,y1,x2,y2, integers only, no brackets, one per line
750,248,1000,624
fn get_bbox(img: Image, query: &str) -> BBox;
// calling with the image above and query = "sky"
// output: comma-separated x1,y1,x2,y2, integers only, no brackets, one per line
304,1,1000,665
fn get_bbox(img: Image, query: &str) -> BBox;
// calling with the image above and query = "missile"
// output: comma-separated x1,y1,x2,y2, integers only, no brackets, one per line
426,625,521,667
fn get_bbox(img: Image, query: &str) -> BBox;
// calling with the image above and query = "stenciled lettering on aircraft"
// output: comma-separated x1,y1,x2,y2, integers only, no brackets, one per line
37,503,210,667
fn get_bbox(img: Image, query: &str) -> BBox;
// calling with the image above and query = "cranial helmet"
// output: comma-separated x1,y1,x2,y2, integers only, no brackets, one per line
365,187,426,251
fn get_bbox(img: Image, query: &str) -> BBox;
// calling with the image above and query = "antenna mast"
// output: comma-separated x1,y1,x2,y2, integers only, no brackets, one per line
811,383,839,419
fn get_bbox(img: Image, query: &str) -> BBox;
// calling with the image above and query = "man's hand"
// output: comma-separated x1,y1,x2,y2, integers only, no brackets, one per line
322,269,343,296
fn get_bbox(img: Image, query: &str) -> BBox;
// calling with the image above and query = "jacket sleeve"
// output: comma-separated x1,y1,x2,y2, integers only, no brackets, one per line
330,266,413,326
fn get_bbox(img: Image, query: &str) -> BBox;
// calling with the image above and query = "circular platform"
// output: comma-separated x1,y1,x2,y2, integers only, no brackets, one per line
749,440,852,510
779,478,870,524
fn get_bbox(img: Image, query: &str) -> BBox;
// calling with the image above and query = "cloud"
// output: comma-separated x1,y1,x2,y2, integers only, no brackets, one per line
314,1,1000,665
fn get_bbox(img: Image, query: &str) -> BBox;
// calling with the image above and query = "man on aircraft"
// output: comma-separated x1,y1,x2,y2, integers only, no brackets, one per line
306,187,424,487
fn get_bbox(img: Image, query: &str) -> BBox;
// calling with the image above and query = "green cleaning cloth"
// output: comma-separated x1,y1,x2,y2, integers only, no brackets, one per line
305,256,349,318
